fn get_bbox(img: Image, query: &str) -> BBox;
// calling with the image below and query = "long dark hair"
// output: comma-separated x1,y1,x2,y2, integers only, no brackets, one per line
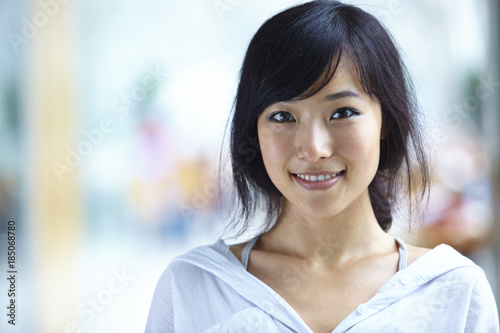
226,0,429,237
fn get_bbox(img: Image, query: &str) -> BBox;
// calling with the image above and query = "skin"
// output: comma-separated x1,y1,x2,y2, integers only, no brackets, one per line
230,61,430,332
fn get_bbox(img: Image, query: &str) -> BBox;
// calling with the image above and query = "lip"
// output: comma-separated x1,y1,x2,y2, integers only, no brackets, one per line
291,170,345,191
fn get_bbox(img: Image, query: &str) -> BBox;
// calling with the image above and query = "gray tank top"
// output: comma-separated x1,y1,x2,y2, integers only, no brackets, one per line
241,236,408,271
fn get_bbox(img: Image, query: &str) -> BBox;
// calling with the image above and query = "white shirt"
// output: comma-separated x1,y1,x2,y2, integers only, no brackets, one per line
145,237,499,332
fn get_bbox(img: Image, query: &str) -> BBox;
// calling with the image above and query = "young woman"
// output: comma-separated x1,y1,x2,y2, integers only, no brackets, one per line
146,1,499,332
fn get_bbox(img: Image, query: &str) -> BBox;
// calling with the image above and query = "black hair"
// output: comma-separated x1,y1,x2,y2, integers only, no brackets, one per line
226,0,429,237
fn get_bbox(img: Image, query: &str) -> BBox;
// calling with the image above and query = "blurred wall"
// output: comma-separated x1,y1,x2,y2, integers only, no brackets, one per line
0,1,498,332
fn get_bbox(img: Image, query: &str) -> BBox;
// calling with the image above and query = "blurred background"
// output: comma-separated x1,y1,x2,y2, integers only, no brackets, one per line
0,0,499,332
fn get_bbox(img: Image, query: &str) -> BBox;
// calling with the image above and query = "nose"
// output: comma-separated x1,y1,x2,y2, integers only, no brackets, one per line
296,120,334,162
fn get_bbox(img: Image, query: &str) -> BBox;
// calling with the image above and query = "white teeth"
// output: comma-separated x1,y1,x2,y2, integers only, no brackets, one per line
296,171,343,182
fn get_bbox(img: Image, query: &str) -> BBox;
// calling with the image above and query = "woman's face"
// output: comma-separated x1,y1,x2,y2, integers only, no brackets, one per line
257,63,383,220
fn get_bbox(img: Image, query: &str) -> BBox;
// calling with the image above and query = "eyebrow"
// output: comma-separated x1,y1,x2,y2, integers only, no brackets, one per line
283,90,361,104
324,90,361,101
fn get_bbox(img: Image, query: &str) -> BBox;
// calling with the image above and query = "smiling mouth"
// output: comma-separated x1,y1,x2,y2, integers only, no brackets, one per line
293,170,345,182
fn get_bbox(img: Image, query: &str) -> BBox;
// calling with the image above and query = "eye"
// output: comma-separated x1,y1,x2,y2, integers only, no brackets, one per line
331,108,358,119
268,111,295,123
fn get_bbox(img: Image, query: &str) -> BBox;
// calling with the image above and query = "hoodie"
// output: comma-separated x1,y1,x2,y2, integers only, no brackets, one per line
145,238,499,332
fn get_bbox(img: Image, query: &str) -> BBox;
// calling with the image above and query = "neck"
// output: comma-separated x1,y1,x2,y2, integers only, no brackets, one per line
259,192,394,267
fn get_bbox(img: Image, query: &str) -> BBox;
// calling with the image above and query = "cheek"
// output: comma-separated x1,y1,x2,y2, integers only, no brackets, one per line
337,123,381,172
258,127,293,173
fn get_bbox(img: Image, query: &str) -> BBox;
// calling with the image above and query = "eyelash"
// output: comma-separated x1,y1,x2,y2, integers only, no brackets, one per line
268,111,295,122
331,108,358,119
268,108,359,122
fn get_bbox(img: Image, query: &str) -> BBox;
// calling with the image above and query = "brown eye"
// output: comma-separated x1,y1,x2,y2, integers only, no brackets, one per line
331,108,358,119
269,111,295,122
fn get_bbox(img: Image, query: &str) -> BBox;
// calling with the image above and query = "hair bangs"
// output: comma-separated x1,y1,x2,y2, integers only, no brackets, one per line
251,6,348,109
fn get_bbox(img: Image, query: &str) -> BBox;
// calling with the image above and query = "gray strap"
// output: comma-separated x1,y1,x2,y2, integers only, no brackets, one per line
394,236,408,271
241,236,260,269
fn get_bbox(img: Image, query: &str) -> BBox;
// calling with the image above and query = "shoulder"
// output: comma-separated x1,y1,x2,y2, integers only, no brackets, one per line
422,245,500,331
403,243,496,315
408,242,489,285
147,240,249,332
389,244,498,332
159,240,235,280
